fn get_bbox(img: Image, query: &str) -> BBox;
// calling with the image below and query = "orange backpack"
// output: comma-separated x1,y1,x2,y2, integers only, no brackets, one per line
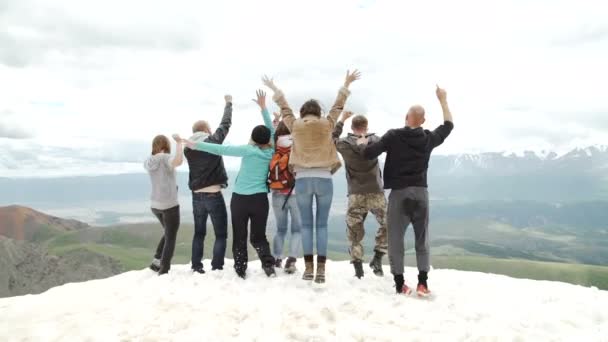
268,145,295,191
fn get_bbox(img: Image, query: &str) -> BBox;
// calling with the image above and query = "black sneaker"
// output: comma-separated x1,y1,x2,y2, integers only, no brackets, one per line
149,263,161,272
263,264,276,277
212,267,223,271
192,266,205,274
369,252,385,277
353,260,364,279
274,258,283,268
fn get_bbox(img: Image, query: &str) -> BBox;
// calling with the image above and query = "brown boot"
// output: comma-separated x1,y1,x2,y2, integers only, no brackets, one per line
314,256,326,283
302,255,314,281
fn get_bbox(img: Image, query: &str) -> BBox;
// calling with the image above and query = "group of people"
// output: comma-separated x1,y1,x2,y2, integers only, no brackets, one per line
144,70,454,296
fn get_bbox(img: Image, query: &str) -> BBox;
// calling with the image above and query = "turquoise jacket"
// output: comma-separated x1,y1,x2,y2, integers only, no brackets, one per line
194,108,274,195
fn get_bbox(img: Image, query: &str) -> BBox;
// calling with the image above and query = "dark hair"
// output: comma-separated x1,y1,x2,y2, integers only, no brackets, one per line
274,121,290,144
300,99,322,118
251,125,271,145
151,135,170,155
351,115,368,130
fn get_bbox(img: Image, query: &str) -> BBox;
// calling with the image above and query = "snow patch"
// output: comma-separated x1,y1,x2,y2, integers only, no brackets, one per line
0,261,606,341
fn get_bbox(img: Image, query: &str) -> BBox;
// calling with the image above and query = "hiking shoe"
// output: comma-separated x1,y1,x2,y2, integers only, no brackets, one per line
263,265,276,277
353,260,364,279
302,261,314,281
284,257,297,274
369,252,384,277
191,266,205,274
416,283,431,297
397,284,413,295
274,258,283,268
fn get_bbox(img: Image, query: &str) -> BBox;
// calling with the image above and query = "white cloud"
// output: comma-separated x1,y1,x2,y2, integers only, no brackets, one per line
1,0,607,176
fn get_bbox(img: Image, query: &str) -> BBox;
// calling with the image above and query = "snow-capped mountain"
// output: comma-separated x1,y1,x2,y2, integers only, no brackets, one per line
436,145,608,174
0,261,605,341
426,145,608,201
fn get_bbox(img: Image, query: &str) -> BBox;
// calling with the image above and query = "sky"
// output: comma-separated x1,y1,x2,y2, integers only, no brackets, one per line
1,0,607,177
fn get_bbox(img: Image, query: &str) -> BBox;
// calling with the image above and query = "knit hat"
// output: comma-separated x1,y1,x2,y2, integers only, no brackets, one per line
251,125,271,145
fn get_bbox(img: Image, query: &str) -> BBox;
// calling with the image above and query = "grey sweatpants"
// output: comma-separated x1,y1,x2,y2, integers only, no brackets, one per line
387,187,430,275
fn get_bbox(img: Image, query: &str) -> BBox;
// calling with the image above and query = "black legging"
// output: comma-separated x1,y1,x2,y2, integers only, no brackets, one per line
152,205,180,274
230,193,274,274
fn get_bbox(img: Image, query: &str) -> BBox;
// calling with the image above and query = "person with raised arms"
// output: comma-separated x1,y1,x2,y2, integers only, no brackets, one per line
363,85,454,296
143,133,184,275
263,70,361,284
184,95,233,274
183,90,276,279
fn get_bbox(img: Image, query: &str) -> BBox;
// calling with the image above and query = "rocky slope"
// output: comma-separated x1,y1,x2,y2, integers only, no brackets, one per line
0,236,122,298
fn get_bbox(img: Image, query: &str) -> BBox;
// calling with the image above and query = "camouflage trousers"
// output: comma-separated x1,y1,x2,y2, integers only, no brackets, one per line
345,193,388,262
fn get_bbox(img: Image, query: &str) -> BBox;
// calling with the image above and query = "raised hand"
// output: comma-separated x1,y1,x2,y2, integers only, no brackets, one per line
262,75,278,91
224,94,232,103
436,84,447,102
252,89,267,109
344,69,361,87
172,134,182,143
340,111,354,123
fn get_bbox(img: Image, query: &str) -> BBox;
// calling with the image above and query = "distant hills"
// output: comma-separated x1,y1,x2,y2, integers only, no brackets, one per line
0,205,88,241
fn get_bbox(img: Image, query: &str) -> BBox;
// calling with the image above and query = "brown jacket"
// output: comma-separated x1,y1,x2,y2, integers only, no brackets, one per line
272,87,351,174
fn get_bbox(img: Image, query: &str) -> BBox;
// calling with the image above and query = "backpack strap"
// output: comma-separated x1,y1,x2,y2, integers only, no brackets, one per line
282,183,296,210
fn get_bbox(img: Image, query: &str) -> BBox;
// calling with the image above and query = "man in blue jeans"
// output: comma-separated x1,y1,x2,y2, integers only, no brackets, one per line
184,95,232,273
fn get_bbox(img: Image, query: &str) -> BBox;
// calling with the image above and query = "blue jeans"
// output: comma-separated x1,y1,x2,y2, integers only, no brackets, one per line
191,191,228,270
295,177,333,257
272,192,302,259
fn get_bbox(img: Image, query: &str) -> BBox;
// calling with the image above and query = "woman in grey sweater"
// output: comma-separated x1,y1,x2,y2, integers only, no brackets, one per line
144,134,184,275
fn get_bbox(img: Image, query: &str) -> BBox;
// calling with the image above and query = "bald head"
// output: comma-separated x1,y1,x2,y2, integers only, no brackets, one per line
406,105,426,128
192,120,211,134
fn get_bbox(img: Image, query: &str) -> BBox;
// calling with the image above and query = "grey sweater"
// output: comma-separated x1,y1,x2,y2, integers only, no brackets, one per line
333,122,383,195
144,153,179,210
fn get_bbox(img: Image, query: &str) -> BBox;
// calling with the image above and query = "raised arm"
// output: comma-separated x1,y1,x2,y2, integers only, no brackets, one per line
430,85,454,148
170,134,184,168
209,95,233,143
437,85,453,123
327,69,360,127
264,75,295,131
251,89,275,141
332,110,353,142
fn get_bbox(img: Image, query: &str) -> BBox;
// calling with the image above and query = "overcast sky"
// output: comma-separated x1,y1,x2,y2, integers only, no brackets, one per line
1,0,607,177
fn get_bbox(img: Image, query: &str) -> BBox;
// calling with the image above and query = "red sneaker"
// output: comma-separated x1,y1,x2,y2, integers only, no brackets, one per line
398,284,412,295
416,283,431,297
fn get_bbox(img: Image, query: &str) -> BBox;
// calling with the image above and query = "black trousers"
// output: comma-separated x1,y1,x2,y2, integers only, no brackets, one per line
152,205,180,274
230,193,274,274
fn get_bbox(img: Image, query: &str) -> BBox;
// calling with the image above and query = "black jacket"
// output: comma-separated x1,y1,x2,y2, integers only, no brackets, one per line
184,103,232,191
333,122,383,195
364,121,453,189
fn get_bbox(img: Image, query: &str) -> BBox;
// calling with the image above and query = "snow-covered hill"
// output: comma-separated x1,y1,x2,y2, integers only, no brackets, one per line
1,261,606,341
